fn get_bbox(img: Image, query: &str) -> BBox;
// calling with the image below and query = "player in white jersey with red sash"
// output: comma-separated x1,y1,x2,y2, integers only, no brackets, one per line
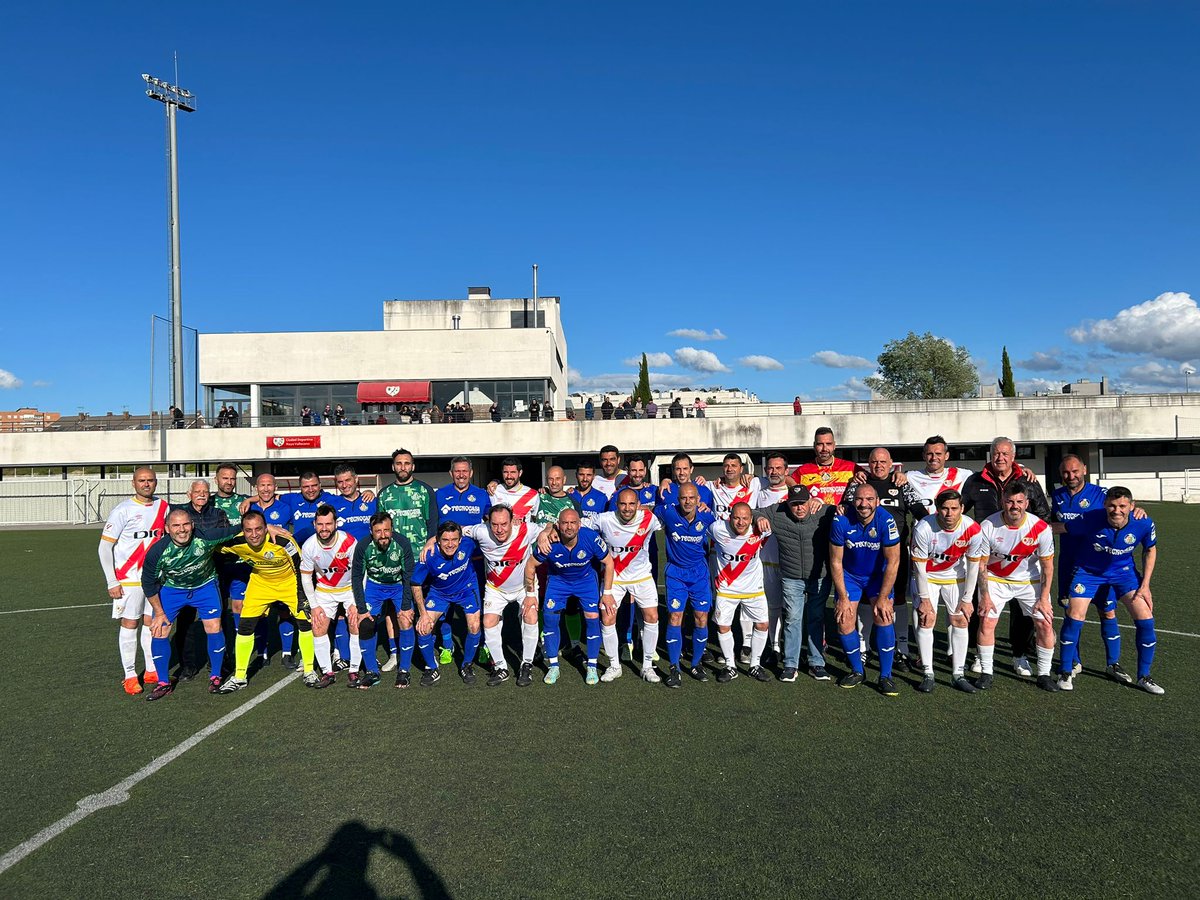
904,435,973,515
99,466,170,695
711,503,774,683
751,451,791,662
300,506,372,688
710,454,759,665
490,457,542,525
463,504,541,687
591,445,628,500
909,489,984,693
977,480,1058,692
594,489,662,683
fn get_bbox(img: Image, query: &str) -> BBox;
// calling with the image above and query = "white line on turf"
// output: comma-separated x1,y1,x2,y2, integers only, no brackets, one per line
0,603,109,616
0,672,300,877
989,606,1200,639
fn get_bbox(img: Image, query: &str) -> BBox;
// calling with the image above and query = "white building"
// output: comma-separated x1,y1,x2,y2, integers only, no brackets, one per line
198,288,568,425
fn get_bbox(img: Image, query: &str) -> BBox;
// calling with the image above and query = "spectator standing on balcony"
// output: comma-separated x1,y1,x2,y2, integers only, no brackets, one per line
694,397,707,419
227,407,240,427
645,399,658,419
323,404,333,426
217,405,229,427
543,402,554,421
430,404,443,424
601,398,614,420
335,404,346,425
529,398,541,422
585,398,595,421
669,397,684,418
793,396,803,415
300,405,312,426
622,397,635,419
489,401,501,422
172,405,185,429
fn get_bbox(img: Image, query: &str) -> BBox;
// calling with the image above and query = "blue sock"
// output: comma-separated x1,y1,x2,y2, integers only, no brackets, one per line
360,632,379,673
463,630,480,666
151,635,172,682
691,626,709,667
1060,618,1084,675
666,623,683,667
440,616,453,650
585,616,600,664
279,621,295,655
620,603,635,645
388,631,398,655
1100,615,1121,666
206,630,226,677
542,610,561,663
399,627,415,672
840,631,864,674
232,612,240,632
1135,618,1156,679
875,623,896,678
335,618,351,661
417,632,438,670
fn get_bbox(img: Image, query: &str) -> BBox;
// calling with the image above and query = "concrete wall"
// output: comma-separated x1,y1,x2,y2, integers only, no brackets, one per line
5,399,1200,469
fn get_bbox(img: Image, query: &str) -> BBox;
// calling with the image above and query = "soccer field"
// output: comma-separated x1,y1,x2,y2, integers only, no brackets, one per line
1,506,1198,899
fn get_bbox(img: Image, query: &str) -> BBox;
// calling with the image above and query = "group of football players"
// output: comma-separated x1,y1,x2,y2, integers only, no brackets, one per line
99,429,1164,701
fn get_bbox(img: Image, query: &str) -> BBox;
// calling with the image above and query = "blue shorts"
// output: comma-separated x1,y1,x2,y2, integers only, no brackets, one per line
1065,568,1137,613
665,565,712,613
161,581,223,622
424,590,480,616
365,581,410,615
845,574,892,604
1058,563,1110,609
544,591,599,614
220,570,248,602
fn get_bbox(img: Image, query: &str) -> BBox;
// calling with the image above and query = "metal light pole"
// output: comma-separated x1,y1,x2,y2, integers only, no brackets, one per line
142,72,196,415
1185,365,1194,393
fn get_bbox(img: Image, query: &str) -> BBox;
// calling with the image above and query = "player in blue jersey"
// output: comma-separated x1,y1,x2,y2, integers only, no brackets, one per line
529,507,615,685
1052,486,1162,694
412,522,483,686
289,471,341,546
655,482,717,686
331,464,378,542
828,483,902,695
608,456,660,663
1052,455,1131,682
436,457,492,528
659,452,715,510
570,462,608,530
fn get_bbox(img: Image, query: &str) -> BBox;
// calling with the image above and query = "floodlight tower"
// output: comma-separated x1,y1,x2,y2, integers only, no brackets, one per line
142,72,196,415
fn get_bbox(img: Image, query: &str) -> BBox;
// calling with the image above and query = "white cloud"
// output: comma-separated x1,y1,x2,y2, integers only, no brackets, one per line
738,355,784,371
31,379,50,387
667,328,726,341
1017,377,1063,395
569,369,695,393
1070,291,1200,361
674,347,731,373
810,350,872,369
0,368,22,389
1017,350,1064,372
622,351,674,368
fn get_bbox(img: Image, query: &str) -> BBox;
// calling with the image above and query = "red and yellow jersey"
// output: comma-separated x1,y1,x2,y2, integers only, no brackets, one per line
791,459,858,505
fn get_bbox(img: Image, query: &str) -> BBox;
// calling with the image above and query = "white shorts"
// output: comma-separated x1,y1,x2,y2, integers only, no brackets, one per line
483,584,526,616
984,581,1046,620
714,592,767,627
613,578,658,609
313,591,354,620
112,584,148,620
762,564,782,610
920,582,969,617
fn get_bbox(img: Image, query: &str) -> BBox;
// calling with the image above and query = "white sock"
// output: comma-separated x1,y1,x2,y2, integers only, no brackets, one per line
718,630,736,668
918,627,935,675
314,636,332,674
1036,644,1054,676
979,643,995,675
857,605,873,662
119,626,138,678
485,624,506,670
601,623,619,667
521,621,539,664
349,631,363,671
641,621,659,668
949,625,969,676
139,624,155,669
768,606,782,653
895,609,910,655
750,627,768,667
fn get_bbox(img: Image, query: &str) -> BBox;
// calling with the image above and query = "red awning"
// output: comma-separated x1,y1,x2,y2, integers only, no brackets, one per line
356,381,431,403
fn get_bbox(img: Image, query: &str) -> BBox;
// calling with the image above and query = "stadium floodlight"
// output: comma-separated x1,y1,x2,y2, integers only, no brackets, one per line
142,70,196,416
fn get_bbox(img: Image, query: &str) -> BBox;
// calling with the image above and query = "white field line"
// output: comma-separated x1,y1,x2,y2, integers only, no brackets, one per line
0,602,109,615
0,672,300,876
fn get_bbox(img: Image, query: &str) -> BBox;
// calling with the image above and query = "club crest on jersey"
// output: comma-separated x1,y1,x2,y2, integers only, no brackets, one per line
694,522,704,532
954,538,969,548
821,472,831,483
586,498,595,507
546,598,556,610
868,528,877,538
671,599,681,610
1079,498,1090,508
1021,535,1038,546
577,550,587,559
359,503,368,512
1124,533,1136,544
264,551,275,559
269,511,280,521
635,527,648,536
456,551,465,560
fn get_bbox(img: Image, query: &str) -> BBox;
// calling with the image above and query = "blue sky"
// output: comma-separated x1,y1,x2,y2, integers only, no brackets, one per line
2,1,1199,412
